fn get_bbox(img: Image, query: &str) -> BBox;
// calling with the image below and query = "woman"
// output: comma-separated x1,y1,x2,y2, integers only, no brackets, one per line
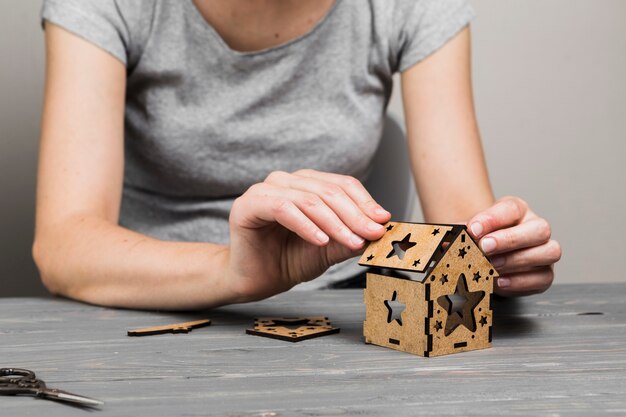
34,0,561,310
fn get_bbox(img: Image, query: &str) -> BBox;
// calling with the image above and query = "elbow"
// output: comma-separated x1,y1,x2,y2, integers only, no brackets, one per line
32,236,64,296
33,226,117,307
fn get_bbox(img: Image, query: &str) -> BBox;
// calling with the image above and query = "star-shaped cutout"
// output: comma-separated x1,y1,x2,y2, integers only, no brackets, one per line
473,271,481,282
386,233,416,260
458,248,467,259
436,274,485,336
440,274,449,284
384,291,406,326
366,254,374,262
412,259,421,267
432,228,440,236
479,316,488,327
386,224,394,231
434,320,443,331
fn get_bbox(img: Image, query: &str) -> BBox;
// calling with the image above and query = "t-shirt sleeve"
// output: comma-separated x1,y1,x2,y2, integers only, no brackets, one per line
393,0,476,72
41,0,131,65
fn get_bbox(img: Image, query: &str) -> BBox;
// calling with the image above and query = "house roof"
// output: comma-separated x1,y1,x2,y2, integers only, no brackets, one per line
358,222,466,273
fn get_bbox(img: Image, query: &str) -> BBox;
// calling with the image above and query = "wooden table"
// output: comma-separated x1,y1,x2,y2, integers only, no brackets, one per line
1,284,625,416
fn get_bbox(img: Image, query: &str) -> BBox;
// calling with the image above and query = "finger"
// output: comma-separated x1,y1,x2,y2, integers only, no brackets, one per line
266,171,386,241
246,183,367,249
468,196,528,239
288,189,368,249
478,217,552,255
231,192,330,247
292,169,392,222
494,267,554,297
490,239,562,274
323,240,368,268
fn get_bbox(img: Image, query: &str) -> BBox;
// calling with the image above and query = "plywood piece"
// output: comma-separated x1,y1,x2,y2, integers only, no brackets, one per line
358,222,454,272
361,222,496,358
246,317,340,342
426,230,495,357
127,319,211,336
363,273,427,355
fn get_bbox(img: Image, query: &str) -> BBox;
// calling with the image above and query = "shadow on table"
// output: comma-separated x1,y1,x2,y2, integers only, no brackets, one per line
137,295,541,343
492,297,538,339
205,298,541,343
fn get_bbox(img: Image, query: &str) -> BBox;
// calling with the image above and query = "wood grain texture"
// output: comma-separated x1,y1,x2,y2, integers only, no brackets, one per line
426,229,495,356
358,222,454,272
127,319,211,336
362,223,494,357
364,273,427,354
245,316,339,342
1,284,625,416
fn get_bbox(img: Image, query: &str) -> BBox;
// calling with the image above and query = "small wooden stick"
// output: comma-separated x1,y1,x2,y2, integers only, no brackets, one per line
127,319,211,337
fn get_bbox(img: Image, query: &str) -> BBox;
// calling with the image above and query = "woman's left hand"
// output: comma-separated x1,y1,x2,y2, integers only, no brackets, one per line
466,196,562,296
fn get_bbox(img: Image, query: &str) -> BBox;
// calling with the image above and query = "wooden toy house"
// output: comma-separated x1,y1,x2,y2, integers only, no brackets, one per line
358,222,497,357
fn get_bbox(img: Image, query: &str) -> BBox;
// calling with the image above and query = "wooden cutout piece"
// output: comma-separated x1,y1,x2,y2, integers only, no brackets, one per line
127,319,211,337
362,223,496,357
358,222,455,272
246,316,340,342
427,230,495,356
364,273,427,354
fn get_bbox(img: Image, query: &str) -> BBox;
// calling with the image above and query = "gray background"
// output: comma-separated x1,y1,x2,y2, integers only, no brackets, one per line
1,0,625,296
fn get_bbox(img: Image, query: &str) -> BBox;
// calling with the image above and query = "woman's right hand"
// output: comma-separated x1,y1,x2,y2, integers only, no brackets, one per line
226,169,391,302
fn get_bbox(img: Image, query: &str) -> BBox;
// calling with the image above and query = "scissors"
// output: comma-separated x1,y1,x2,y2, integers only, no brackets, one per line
0,368,104,407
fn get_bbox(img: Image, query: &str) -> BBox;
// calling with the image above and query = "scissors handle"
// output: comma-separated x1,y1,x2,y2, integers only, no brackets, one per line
0,368,103,407
0,368,36,380
0,369,43,398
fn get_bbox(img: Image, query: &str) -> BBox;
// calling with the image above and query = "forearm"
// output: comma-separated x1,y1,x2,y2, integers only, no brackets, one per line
401,27,495,223
33,215,235,310
399,27,559,297
408,124,495,224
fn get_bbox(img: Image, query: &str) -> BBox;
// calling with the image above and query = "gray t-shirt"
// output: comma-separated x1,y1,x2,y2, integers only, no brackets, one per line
41,0,474,287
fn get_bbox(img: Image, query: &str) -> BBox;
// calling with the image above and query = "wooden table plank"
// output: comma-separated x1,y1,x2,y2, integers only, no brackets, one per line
1,284,625,416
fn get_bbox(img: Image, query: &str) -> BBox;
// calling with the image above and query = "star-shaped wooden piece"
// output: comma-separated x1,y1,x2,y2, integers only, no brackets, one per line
246,317,339,342
437,274,485,336
473,271,481,282
434,320,443,331
458,248,468,259
440,274,449,284
479,316,488,327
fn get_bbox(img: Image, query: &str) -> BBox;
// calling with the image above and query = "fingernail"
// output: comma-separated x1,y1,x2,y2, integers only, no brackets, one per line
351,233,365,246
481,237,497,254
470,222,483,237
498,277,510,288
316,231,329,244
367,222,384,231
375,207,390,217
491,255,505,268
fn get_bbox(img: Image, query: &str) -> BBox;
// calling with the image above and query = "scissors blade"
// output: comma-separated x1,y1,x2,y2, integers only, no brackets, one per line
42,389,104,407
